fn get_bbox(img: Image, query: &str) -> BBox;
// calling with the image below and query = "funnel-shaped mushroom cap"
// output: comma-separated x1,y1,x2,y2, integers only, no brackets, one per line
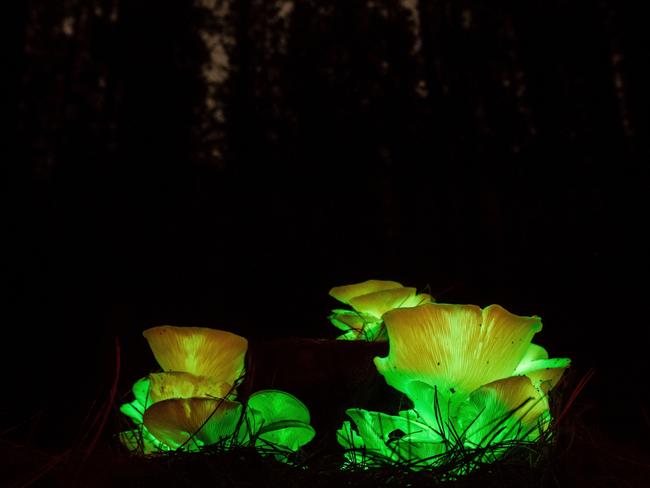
374,303,542,403
143,326,247,382
143,398,242,449
247,390,315,453
148,372,236,403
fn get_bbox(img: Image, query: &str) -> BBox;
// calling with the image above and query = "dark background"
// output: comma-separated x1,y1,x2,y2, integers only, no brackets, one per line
3,0,648,454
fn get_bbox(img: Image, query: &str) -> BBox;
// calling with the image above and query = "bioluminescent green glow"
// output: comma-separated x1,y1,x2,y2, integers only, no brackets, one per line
328,279,434,341
338,302,570,471
246,390,316,460
119,326,315,460
337,408,444,468
119,377,171,454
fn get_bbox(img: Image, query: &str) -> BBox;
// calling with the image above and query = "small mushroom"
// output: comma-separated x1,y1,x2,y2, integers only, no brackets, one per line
329,280,404,304
246,390,315,454
328,280,433,341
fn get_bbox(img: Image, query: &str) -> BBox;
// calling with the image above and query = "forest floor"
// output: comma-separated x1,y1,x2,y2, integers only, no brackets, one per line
2,405,649,488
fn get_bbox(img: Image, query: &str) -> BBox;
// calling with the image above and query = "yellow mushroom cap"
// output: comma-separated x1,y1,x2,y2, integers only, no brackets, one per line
512,343,571,395
460,375,551,443
143,397,242,449
349,288,433,318
147,371,236,404
329,280,404,305
374,303,542,400
330,279,434,319
143,326,247,382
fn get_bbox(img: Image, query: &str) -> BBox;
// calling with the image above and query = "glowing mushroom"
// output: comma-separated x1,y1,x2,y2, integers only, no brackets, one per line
142,326,247,389
120,326,316,460
373,303,552,420
147,371,236,403
328,280,434,341
329,280,404,304
120,326,248,453
246,390,315,458
456,375,552,447
119,377,171,454
120,376,153,426
143,398,243,450
337,408,444,467
339,302,570,470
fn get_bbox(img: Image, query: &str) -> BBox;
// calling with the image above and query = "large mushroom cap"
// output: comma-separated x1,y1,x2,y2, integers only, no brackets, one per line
143,397,243,450
143,326,247,382
374,303,542,410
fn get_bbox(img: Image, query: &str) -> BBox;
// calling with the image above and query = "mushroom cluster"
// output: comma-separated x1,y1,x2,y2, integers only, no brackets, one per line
328,280,433,341
337,302,570,469
119,326,314,460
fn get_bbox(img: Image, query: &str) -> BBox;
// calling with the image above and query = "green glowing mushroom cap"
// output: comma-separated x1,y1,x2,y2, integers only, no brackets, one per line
246,390,315,454
337,408,444,467
120,376,152,425
142,326,247,384
247,389,311,425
